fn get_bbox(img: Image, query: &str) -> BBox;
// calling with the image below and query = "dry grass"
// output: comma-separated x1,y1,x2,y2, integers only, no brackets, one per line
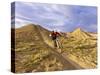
12,24,97,73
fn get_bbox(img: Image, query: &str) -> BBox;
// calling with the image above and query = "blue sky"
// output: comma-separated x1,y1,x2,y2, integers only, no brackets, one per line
11,2,97,32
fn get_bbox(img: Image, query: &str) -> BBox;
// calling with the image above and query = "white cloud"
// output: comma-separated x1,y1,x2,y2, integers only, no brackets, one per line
15,3,72,27
89,24,97,30
15,18,33,28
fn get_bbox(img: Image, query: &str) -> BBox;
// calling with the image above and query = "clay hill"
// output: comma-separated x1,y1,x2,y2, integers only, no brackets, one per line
11,24,97,73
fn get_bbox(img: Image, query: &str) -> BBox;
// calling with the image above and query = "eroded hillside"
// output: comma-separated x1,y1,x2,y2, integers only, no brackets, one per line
11,24,97,73
61,28,97,68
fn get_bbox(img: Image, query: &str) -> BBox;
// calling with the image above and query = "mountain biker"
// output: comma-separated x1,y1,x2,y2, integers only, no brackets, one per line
49,30,61,48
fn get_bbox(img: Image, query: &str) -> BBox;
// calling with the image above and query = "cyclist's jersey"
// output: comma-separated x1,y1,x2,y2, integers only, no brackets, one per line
51,32,61,40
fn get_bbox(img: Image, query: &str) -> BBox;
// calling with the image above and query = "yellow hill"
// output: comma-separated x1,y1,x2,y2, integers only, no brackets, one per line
71,28,91,40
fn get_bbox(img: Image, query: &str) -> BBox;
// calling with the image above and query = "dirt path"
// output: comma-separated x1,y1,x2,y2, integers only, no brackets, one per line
51,48,84,69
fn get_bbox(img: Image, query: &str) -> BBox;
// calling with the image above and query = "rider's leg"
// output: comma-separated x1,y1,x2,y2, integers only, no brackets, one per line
54,40,57,47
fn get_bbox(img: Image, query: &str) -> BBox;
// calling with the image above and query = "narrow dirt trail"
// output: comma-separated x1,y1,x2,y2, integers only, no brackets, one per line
36,26,84,70
50,48,84,69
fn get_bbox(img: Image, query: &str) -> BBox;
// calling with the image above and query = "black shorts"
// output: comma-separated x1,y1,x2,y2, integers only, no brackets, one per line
52,37,56,40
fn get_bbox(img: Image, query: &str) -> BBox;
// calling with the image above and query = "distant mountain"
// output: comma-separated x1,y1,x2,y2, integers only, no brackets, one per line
71,28,93,40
